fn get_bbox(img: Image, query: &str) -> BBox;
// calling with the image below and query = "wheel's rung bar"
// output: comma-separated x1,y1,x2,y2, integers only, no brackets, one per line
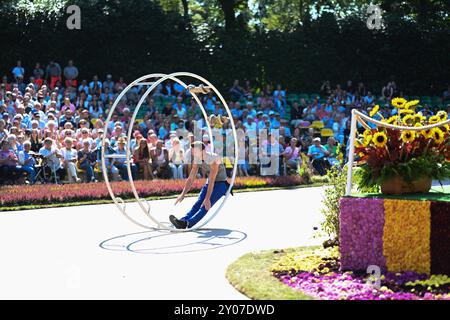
104,154,128,159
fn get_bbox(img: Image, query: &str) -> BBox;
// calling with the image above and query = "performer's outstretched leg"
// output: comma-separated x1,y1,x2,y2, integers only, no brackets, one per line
181,181,228,228
170,181,228,229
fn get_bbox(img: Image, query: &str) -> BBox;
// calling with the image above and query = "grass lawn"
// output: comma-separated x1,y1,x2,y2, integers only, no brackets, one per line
226,246,320,300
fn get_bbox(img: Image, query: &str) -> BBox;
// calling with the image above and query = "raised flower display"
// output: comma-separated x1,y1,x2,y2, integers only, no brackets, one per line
355,98,450,194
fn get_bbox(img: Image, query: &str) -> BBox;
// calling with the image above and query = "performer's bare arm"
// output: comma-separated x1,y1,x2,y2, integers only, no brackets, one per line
202,160,219,210
175,162,198,205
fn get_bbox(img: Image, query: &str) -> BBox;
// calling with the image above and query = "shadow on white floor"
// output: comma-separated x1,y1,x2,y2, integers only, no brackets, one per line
99,228,247,255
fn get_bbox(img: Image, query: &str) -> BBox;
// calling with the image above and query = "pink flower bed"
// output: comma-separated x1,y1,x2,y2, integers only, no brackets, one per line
0,176,302,207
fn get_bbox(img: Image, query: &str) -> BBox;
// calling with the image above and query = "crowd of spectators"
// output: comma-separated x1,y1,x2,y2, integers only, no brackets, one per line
1,59,449,185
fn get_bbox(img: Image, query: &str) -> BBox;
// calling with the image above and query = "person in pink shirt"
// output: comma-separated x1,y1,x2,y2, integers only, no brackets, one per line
0,140,22,183
60,97,76,114
283,137,301,171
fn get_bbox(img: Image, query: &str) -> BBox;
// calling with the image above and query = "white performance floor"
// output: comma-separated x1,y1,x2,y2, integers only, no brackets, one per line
0,187,326,299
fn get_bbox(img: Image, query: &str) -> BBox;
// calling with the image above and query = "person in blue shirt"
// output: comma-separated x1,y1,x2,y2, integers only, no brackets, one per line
18,140,36,184
230,101,242,119
307,137,328,175
270,113,281,129
113,138,137,181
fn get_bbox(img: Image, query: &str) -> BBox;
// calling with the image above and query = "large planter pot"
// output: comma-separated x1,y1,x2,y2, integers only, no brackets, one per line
381,175,432,195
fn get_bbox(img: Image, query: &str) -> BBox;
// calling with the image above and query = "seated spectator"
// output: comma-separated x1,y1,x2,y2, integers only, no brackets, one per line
77,139,97,182
0,140,22,183
307,137,327,176
114,137,137,181
283,137,301,173
150,140,170,179
174,96,187,119
18,140,36,184
98,138,120,181
0,119,8,138
89,75,102,95
39,137,65,182
103,74,114,92
61,137,80,183
133,138,153,180
169,137,184,179
324,137,340,167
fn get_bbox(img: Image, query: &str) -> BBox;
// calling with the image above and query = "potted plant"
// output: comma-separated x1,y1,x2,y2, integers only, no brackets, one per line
355,98,450,195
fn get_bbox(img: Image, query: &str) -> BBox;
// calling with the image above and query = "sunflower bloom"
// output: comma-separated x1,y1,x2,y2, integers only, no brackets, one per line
440,124,450,134
433,128,445,144
421,128,435,139
403,115,415,126
372,132,388,148
386,116,398,125
363,129,372,138
428,115,441,124
413,114,424,124
370,105,380,117
437,111,448,121
391,97,407,109
405,100,420,109
399,109,414,115
401,130,415,143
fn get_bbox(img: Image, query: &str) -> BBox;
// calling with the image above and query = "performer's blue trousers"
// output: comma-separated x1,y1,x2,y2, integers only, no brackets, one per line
181,181,228,227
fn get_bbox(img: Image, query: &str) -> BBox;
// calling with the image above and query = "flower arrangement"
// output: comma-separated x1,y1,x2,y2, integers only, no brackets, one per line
355,98,450,193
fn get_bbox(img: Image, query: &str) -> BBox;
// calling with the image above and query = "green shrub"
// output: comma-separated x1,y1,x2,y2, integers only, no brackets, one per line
298,154,313,184
311,175,330,184
320,165,347,240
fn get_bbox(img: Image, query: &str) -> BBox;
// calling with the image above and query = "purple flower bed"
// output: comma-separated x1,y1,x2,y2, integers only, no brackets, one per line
272,250,450,300
277,271,450,300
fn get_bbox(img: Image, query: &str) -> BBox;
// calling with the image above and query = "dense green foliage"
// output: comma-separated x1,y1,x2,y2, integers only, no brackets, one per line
0,0,449,94
320,165,347,240
356,154,450,189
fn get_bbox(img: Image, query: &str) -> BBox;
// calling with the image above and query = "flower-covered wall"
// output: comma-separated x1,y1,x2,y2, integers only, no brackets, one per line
340,197,450,275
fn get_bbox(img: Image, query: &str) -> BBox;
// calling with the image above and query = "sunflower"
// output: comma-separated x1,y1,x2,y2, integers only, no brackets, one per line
363,129,372,138
372,132,388,148
370,105,380,117
421,128,435,139
433,128,445,144
386,116,398,125
400,130,415,143
413,114,425,124
405,100,420,109
363,135,372,147
437,111,448,121
391,97,407,109
428,115,441,124
402,114,415,126
440,124,450,134
398,109,414,115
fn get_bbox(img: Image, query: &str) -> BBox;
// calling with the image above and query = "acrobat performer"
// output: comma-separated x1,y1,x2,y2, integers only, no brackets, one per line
169,140,231,229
